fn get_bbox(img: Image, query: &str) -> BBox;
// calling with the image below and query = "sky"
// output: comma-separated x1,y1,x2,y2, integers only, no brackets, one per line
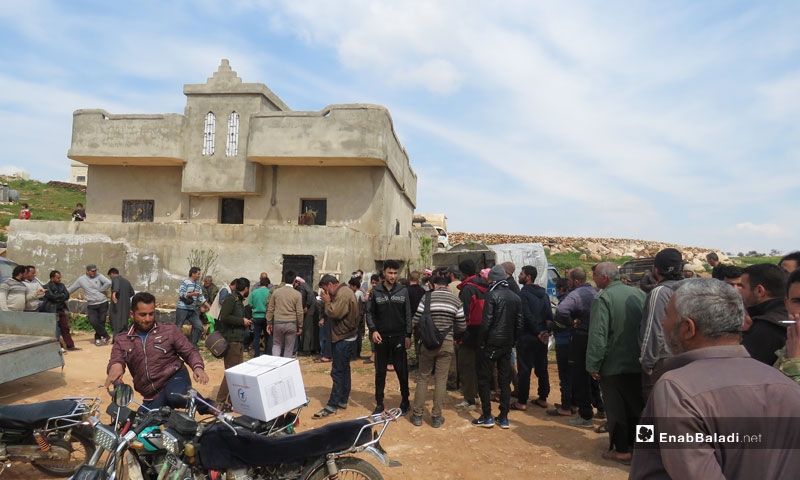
1,0,798,254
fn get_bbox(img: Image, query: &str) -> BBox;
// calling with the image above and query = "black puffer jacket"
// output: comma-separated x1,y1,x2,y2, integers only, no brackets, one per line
480,283,523,348
42,281,69,312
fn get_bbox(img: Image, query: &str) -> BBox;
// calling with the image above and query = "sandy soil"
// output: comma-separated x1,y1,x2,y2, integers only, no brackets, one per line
1,331,630,480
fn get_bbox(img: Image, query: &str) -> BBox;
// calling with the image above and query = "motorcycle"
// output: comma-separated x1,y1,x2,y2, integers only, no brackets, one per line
75,386,401,479
0,396,100,477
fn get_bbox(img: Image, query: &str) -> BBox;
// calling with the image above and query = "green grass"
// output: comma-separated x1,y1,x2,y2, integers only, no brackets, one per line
731,256,781,266
547,251,633,280
0,177,86,228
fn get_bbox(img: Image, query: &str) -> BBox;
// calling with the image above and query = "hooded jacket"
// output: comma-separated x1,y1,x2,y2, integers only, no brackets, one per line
742,298,788,366
519,283,552,336
480,282,523,348
638,279,679,372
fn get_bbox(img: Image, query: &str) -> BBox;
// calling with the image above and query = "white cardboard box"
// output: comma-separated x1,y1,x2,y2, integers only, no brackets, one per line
224,355,307,422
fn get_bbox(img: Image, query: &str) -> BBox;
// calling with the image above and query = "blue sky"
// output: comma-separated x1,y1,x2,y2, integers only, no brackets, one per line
1,0,798,254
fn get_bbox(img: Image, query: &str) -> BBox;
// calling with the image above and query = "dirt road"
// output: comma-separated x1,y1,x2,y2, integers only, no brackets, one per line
0,331,630,479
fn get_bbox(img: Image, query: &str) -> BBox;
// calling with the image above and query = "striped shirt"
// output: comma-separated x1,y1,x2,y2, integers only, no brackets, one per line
177,278,206,310
412,288,466,352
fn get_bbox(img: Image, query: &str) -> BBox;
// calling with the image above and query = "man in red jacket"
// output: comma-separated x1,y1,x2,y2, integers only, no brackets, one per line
104,292,211,412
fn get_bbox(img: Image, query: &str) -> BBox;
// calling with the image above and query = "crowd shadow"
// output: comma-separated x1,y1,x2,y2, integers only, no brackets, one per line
0,370,68,403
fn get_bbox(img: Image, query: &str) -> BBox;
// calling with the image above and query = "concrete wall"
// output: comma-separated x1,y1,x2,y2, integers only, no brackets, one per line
68,110,185,165
86,166,187,223
8,220,419,300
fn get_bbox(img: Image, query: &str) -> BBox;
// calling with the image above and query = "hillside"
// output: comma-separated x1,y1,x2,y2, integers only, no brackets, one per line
0,176,86,240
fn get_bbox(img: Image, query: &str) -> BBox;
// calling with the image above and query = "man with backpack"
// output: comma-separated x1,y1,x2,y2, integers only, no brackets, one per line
409,275,466,428
456,259,489,410
366,260,412,415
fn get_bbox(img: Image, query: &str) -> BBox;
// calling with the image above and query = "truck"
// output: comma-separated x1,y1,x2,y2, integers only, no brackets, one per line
0,311,63,384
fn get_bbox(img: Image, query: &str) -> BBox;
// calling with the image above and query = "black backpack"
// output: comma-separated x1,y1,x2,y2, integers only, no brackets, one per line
419,292,452,349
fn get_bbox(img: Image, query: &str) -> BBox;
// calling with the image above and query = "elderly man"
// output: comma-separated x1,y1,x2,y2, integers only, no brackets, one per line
586,262,645,463
630,279,800,479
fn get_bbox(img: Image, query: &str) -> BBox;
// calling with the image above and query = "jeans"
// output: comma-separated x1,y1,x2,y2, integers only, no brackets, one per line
555,341,573,408
319,319,332,359
176,308,203,347
478,345,511,418
252,318,268,357
516,334,550,404
326,340,354,410
272,322,297,358
413,347,453,417
87,302,109,340
374,335,410,406
141,369,214,415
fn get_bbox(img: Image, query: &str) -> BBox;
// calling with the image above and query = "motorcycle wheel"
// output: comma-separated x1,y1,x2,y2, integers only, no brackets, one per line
306,456,383,480
31,427,96,477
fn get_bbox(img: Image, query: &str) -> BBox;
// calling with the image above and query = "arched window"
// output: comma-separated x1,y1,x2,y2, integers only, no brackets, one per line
202,112,215,155
226,111,239,157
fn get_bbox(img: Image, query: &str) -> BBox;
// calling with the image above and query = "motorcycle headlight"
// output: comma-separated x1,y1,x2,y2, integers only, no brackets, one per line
93,423,118,451
162,430,182,455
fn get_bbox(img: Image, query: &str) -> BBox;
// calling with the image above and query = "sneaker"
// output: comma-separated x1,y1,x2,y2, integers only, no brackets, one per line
494,416,510,429
409,415,423,427
313,407,336,418
431,416,445,428
399,401,410,416
455,401,476,410
568,415,594,428
371,404,385,416
472,416,494,428
95,339,102,346
60,347,68,354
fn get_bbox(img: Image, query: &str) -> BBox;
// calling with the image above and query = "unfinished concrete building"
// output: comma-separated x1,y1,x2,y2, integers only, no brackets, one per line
9,60,419,296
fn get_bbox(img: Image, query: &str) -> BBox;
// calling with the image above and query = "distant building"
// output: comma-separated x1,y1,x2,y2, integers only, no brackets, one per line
69,161,88,185
10,60,420,296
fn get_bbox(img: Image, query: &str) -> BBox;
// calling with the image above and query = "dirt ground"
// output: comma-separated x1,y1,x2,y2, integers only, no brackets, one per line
1,331,630,480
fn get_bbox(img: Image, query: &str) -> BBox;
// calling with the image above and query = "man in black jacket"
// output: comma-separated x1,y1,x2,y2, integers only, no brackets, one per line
741,263,788,365
43,270,79,351
513,265,552,410
216,278,251,405
366,260,412,415
473,265,523,429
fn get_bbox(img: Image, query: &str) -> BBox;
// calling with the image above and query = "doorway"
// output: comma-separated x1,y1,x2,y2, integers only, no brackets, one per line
282,255,315,285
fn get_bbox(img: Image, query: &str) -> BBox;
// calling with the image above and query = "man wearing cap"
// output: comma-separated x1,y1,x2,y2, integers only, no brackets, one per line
639,248,684,400
68,264,112,346
472,264,523,429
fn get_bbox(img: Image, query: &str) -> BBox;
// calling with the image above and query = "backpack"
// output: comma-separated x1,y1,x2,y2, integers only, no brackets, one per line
463,280,488,326
419,292,452,349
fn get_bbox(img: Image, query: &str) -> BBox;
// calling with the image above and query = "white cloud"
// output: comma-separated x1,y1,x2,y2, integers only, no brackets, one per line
392,59,462,94
735,222,783,236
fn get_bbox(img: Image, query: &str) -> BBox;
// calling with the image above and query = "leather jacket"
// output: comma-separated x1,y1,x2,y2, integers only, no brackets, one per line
108,323,204,400
480,282,523,348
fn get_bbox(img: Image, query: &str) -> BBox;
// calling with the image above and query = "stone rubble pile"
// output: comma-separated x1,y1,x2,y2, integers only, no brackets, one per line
449,232,728,272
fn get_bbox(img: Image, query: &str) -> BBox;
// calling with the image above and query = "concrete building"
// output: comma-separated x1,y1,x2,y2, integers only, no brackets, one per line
9,60,420,297
69,161,88,185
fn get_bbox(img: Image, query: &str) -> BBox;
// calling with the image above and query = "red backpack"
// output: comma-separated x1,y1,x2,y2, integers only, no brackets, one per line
463,280,488,326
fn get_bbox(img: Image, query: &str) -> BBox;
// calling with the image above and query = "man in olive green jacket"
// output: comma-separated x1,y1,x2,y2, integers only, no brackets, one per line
216,277,251,404
586,262,645,464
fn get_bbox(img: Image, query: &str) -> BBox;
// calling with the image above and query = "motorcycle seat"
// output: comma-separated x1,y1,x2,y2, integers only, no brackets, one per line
0,400,78,430
199,418,373,470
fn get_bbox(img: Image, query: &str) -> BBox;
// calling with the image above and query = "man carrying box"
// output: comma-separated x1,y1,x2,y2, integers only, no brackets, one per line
314,274,360,418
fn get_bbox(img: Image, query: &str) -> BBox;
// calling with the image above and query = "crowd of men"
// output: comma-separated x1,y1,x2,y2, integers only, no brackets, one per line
5,249,800,477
